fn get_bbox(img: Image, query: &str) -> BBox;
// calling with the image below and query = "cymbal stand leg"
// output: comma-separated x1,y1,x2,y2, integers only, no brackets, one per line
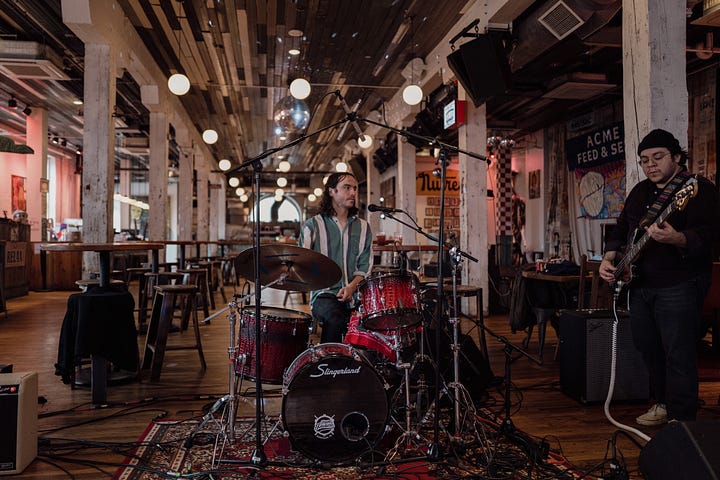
386,359,428,461
226,300,238,443
448,245,463,438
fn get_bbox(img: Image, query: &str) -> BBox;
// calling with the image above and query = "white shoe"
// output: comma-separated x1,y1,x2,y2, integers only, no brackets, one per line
636,404,667,426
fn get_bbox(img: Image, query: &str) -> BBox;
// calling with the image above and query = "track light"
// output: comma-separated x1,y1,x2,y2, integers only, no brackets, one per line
22,106,32,116
8,97,17,109
52,137,59,144
60,138,67,147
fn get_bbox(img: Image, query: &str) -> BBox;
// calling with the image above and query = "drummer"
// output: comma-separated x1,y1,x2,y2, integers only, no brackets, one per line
299,172,373,343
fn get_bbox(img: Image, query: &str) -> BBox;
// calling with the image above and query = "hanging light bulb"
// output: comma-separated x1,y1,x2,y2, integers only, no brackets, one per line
168,73,190,95
358,134,373,149
313,187,323,196
402,84,423,106
240,193,249,202
236,187,245,196
202,129,218,144
402,16,423,106
308,193,317,202
274,194,284,202
229,177,240,187
168,1,190,96
278,159,291,172
335,161,348,172
289,78,311,100
277,177,288,187
275,188,285,196
218,159,231,171
323,175,330,185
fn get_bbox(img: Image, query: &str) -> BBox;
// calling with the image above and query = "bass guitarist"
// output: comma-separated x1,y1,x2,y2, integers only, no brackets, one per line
599,128,719,426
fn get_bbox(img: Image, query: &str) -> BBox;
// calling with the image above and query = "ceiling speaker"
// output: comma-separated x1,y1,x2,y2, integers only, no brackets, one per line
447,32,511,107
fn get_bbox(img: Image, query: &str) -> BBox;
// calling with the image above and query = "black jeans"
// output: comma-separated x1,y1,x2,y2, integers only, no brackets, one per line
311,294,352,343
629,274,710,421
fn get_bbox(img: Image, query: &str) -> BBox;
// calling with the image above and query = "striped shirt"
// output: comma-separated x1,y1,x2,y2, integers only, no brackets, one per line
299,213,373,306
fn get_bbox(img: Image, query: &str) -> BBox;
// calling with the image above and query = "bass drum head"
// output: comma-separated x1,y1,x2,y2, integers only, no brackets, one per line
282,344,389,463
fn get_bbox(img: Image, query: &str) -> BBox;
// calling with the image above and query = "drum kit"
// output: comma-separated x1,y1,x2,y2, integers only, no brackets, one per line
200,243,488,469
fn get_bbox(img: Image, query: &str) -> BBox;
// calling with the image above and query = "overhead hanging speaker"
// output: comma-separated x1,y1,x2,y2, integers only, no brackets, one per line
447,32,511,107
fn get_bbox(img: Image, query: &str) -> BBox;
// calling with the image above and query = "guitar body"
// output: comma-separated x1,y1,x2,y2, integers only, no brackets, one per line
611,177,698,295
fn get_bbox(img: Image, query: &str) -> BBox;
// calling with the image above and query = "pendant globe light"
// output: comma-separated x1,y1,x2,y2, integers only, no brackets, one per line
402,16,423,106
289,78,311,100
168,1,190,95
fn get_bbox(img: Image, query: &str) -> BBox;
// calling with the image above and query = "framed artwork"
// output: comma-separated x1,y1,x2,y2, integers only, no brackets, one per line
11,175,27,211
425,207,435,216
528,169,541,199
424,218,433,228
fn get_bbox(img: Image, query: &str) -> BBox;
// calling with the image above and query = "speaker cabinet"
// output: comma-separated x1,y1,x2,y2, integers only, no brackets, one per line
0,372,37,475
639,420,720,479
559,309,649,403
446,32,511,107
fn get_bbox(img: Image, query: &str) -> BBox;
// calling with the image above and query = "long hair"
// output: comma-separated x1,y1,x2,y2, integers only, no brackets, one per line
318,172,358,217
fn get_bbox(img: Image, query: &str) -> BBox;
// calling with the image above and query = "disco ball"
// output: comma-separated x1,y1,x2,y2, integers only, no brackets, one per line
273,96,310,134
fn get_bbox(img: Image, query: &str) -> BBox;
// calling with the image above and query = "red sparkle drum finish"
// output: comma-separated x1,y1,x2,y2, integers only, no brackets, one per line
343,312,417,363
357,270,421,330
235,306,311,384
282,343,389,463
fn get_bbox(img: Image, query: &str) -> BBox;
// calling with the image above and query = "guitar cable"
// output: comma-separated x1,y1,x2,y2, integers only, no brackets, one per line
602,289,651,443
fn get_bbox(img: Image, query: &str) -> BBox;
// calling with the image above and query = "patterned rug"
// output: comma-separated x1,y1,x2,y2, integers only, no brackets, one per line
113,410,582,479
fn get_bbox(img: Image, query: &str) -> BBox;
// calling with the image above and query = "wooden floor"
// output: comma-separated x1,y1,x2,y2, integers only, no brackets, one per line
1,282,719,479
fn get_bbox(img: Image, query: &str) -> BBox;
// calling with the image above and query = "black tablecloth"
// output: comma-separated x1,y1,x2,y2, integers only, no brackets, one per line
55,286,138,383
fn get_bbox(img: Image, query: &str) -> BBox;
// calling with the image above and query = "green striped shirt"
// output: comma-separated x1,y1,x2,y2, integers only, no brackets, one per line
299,213,373,306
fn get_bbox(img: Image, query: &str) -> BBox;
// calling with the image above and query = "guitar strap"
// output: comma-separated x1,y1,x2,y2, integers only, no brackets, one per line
638,170,694,228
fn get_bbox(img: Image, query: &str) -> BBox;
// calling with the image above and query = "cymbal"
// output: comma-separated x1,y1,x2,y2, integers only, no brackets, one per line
234,244,341,292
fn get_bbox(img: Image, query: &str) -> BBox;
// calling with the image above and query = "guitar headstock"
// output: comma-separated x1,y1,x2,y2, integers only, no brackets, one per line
673,177,699,211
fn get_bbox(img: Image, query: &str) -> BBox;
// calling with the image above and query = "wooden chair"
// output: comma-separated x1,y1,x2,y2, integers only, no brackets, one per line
577,254,610,310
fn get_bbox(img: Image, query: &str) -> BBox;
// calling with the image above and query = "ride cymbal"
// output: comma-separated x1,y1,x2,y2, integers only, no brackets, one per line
234,244,341,292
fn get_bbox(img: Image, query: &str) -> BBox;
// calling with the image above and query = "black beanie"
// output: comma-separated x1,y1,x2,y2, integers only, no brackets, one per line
637,129,681,156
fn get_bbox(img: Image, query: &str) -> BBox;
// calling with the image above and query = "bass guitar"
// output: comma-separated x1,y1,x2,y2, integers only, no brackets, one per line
612,177,698,293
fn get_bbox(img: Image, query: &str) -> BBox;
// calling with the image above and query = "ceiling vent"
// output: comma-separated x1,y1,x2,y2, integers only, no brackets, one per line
538,1,585,40
0,40,69,80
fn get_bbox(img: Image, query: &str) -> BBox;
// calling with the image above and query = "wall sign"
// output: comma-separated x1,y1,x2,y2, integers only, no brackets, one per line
566,122,625,171
416,170,460,196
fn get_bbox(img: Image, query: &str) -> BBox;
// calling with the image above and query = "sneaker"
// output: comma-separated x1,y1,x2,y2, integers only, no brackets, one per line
636,404,668,426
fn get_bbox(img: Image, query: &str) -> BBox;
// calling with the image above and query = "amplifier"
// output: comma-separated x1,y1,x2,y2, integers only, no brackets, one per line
0,372,37,475
559,309,649,403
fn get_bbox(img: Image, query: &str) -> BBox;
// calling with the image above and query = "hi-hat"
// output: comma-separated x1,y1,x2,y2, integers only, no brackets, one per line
234,244,341,292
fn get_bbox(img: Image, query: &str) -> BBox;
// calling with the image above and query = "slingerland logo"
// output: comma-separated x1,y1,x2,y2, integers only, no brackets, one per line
309,363,361,378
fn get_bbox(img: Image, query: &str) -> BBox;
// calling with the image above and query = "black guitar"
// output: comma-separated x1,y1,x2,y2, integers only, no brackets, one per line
612,177,699,293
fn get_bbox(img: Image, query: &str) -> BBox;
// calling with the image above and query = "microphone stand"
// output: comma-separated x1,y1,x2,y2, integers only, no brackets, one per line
225,118,346,467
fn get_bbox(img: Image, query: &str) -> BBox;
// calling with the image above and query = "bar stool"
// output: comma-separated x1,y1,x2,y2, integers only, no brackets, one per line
177,268,210,323
138,271,186,330
125,267,151,317
186,262,215,311
142,284,205,381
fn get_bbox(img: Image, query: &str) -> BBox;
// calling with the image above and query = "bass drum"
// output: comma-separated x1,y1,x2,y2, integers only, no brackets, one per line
281,343,390,463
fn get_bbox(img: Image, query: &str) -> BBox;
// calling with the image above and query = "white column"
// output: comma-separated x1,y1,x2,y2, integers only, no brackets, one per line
82,43,116,275
196,155,210,250
25,107,48,241
622,0,687,190
459,100,489,315
396,137,417,244
147,111,169,248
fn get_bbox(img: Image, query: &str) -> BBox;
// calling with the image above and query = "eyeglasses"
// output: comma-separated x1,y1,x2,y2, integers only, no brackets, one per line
638,152,672,166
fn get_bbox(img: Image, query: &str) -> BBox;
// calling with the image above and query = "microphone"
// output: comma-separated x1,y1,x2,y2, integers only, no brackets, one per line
368,204,403,213
335,91,367,143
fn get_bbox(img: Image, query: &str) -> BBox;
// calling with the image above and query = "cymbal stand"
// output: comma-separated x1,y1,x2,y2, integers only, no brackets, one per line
386,333,430,460
447,244,466,438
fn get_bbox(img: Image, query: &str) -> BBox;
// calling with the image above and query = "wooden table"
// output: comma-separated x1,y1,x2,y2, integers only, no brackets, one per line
39,242,165,287
39,242,164,403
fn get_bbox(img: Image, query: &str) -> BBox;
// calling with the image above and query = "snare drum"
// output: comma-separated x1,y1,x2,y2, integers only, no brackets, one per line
282,343,389,463
357,270,421,330
235,306,311,384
